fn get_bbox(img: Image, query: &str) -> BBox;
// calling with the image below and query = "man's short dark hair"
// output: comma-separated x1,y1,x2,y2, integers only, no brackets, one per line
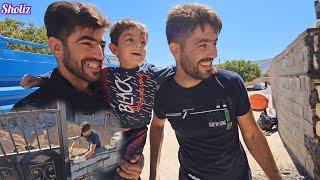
109,19,148,45
315,0,320,19
80,121,91,135
44,1,110,41
166,3,222,45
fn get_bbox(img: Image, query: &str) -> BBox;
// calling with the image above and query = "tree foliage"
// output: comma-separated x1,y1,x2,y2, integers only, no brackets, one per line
0,18,50,54
217,59,261,82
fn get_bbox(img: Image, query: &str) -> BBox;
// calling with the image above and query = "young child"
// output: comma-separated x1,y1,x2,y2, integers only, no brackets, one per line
101,19,174,161
20,19,174,161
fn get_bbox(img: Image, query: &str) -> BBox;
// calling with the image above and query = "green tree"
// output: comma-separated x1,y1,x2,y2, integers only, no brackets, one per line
217,59,261,82
0,18,50,54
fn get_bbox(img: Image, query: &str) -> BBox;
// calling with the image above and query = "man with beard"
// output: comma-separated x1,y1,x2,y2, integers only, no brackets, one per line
149,4,282,180
13,1,143,179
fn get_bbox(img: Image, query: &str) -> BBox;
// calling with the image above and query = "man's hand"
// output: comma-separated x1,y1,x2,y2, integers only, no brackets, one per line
20,74,42,89
84,143,96,159
118,154,144,180
69,142,76,154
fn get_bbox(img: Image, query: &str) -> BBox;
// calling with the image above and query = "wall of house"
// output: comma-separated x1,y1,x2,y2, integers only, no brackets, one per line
270,28,320,179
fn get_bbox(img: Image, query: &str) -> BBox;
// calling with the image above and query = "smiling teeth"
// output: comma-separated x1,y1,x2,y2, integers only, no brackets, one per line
84,61,100,69
200,62,212,66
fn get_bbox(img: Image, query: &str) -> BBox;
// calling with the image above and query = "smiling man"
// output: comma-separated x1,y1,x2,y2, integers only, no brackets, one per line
12,1,108,112
149,3,282,180
12,1,144,179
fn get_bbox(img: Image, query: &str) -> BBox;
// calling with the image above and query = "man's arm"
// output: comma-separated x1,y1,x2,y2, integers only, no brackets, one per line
149,115,166,180
84,143,96,159
238,110,282,180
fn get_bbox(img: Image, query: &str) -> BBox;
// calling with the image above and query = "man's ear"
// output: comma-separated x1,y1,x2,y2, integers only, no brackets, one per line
48,37,63,57
169,42,181,60
109,43,118,55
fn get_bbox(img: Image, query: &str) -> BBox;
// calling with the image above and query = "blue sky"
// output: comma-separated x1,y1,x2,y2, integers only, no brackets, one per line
0,0,316,67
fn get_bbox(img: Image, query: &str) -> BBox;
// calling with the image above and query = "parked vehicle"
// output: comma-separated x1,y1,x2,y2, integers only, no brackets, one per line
252,82,267,91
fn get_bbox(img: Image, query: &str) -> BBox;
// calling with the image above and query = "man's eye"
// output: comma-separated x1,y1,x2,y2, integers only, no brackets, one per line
199,44,207,48
82,42,92,46
141,41,146,45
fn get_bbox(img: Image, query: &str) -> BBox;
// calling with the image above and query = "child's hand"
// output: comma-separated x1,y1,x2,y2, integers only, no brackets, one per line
118,154,144,180
211,65,218,74
20,74,42,89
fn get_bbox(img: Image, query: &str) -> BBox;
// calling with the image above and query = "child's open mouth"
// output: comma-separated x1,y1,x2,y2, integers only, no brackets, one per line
132,52,141,56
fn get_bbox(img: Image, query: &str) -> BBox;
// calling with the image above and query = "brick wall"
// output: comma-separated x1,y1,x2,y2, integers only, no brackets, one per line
70,132,123,180
270,28,320,179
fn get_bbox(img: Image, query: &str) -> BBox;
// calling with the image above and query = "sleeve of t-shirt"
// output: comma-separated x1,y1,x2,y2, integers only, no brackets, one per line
34,71,52,87
232,73,251,116
91,133,100,145
144,63,175,85
153,91,166,120
39,71,52,79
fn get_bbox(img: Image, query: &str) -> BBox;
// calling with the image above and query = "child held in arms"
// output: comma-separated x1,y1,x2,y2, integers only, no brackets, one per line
20,19,217,161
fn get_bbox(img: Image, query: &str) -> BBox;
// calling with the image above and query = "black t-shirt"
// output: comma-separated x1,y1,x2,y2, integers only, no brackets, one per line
84,130,101,148
12,69,107,116
100,63,174,129
154,70,252,180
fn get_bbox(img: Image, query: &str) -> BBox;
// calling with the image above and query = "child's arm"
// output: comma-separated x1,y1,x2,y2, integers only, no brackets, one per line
147,63,218,85
20,74,42,89
20,71,52,89
123,126,148,161
117,127,147,179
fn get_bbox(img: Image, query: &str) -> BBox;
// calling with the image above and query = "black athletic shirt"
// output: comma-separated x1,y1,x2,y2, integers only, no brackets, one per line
154,70,252,180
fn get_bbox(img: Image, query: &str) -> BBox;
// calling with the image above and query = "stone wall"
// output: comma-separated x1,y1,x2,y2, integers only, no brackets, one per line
270,28,320,179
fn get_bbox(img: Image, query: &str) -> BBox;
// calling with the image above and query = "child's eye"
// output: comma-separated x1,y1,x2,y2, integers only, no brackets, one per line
141,41,146,46
126,38,134,42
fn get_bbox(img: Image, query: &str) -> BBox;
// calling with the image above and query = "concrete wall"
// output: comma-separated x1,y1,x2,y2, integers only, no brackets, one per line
270,28,320,179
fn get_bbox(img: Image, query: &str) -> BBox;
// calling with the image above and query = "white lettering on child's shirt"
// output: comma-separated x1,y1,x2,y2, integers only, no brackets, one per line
115,75,134,113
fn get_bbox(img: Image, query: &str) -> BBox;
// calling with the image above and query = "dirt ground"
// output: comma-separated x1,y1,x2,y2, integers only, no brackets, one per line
140,87,309,180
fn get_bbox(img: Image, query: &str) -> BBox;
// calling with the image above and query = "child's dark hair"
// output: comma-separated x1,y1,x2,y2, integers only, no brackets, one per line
110,19,148,45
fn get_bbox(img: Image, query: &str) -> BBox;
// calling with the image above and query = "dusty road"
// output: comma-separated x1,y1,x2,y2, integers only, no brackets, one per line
140,87,308,180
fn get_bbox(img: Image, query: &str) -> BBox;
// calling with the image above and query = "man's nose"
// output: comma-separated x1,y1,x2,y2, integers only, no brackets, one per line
93,45,104,60
207,46,217,58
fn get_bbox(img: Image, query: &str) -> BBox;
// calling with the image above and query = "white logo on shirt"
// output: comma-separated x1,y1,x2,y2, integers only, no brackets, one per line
188,173,201,180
